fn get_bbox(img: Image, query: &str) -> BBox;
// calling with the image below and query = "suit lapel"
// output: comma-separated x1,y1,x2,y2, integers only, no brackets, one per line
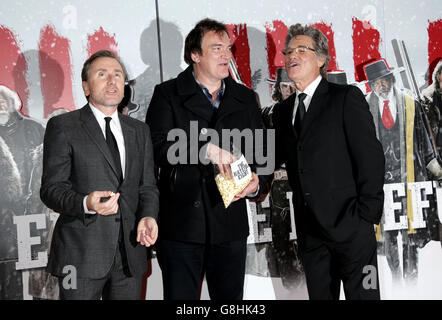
299,78,328,141
215,77,247,123
282,93,298,140
80,104,121,181
119,113,136,182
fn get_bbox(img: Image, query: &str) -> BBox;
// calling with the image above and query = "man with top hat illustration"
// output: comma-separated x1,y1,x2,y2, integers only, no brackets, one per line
364,58,442,285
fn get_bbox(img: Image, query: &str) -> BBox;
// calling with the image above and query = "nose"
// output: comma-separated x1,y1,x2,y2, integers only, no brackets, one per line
106,74,116,84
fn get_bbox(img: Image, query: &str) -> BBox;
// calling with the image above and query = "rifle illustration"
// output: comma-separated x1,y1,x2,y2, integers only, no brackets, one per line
229,57,244,85
391,39,422,100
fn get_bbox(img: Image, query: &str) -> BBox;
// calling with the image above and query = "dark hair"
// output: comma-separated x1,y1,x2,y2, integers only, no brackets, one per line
184,18,228,65
81,50,128,82
285,23,330,77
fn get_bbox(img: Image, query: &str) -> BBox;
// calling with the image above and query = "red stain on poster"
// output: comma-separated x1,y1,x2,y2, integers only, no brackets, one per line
352,17,382,83
265,20,288,82
39,24,75,118
226,24,252,88
312,22,338,72
427,19,442,84
87,27,119,57
0,26,29,116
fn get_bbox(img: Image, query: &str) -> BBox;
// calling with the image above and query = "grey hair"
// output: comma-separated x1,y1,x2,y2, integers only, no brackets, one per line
0,85,22,111
285,23,330,77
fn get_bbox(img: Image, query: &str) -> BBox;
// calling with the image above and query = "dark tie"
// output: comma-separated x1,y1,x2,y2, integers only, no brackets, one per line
105,117,123,182
294,93,307,135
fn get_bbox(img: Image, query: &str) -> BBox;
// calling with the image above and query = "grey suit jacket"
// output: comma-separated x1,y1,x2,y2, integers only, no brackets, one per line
40,104,159,279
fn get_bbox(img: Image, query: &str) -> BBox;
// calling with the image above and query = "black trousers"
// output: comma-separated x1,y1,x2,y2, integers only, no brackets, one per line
298,218,380,300
156,239,247,300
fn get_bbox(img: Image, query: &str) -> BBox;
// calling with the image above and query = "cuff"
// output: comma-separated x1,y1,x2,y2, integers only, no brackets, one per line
83,195,96,214
246,184,260,198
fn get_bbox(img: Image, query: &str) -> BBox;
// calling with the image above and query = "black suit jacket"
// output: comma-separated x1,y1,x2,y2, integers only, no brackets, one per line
273,79,385,245
40,104,159,279
146,66,271,244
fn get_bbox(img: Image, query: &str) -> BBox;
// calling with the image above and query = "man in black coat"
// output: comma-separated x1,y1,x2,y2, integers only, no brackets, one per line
146,18,271,300
272,24,385,300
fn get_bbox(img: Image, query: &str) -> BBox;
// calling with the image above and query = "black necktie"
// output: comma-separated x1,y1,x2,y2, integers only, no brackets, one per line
105,117,123,182
294,93,307,135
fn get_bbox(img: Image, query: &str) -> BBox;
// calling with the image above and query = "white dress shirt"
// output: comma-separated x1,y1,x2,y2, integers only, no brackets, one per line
292,75,323,125
84,103,126,213
375,90,397,123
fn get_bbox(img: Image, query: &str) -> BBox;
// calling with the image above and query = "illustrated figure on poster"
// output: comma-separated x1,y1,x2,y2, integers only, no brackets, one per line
423,61,442,157
25,109,69,300
258,67,305,290
422,60,442,247
130,20,184,121
364,59,442,284
0,85,45,299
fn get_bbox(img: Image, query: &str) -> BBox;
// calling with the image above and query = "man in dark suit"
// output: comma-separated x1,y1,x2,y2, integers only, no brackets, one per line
146,18,270,300
272,24,385,300
40,50,159,300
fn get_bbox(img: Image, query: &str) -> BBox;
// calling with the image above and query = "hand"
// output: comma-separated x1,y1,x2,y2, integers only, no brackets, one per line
232,172,259,202
86,191,120,215
136,217,158,247
207,143,236,179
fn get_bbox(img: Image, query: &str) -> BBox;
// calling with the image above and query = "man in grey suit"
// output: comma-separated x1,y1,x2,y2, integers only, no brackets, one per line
40,50,159,300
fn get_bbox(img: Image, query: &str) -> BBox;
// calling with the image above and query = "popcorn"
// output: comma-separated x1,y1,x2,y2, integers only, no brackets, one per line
215,156,252,208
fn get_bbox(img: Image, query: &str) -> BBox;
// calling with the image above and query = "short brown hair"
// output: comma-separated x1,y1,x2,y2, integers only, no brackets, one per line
184,18,228,65
81,50,128,82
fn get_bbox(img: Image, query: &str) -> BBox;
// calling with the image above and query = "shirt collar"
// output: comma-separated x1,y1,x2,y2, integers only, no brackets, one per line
299,75,322,98
193,72,225,108
89,103,119,124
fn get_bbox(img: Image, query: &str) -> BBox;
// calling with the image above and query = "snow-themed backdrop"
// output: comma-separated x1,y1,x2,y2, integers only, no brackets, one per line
0,0,441,300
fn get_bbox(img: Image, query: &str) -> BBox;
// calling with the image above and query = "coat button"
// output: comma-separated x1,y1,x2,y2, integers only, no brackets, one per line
193,201,201,208
200,128,208,135
305,192,311,197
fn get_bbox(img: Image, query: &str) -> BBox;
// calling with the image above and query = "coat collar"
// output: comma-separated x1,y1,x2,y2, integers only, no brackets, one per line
176,66,248,122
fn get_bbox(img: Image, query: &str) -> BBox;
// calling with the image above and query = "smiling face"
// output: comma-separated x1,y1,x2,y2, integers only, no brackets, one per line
191,30,232,90
82,57,125,115
284,35,326,92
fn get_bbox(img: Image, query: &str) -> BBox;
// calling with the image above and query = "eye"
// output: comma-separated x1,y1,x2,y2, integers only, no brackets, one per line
297,47,307,54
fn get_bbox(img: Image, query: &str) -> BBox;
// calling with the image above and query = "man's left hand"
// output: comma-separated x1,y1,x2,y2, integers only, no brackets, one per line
232,173,259,202
136,217,158,247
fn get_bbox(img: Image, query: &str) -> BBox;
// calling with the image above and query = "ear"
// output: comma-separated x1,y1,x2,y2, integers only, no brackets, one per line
82,81,90,96
317,55,326,69
191,51,201,64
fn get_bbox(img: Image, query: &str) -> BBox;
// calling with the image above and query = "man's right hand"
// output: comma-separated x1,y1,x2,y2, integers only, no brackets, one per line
86,191,120,215
207,143,236,179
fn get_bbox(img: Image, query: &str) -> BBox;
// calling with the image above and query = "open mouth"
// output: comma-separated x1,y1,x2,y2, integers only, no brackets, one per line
106,89,118,95
288,60,300,68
